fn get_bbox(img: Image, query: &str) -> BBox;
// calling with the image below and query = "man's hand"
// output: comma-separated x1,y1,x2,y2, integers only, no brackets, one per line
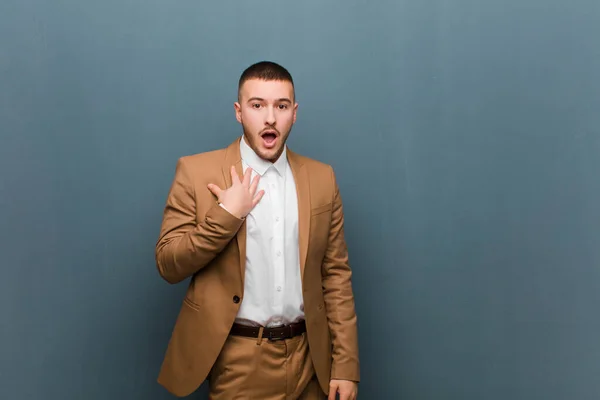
207,166,264,219
329,379,358,400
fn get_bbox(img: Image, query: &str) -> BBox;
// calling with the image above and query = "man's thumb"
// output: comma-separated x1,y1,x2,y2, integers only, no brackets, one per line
207,184,221,198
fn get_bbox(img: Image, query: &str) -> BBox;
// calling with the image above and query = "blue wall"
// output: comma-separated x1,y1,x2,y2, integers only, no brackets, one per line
1,1,599,399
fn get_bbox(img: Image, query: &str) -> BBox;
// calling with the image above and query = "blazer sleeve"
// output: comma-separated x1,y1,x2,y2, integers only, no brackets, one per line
321,166,360,382
155,157,244,284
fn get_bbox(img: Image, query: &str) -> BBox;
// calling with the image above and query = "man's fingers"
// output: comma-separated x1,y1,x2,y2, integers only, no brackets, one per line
339,389,354,400
249,174,260,195
207,183,222,198
252,190,265,208
340,392,352,400
328,384,338,400
242,167,252,187
230,165,240,184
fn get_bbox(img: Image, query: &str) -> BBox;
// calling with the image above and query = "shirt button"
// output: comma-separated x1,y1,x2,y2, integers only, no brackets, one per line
275,216,280,222
276,286,282,292
277,251,282,257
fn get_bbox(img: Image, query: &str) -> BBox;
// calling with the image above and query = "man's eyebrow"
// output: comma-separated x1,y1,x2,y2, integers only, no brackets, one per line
246,97,292,103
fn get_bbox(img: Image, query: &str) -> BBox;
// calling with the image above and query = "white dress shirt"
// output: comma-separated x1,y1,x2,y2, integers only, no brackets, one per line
233,136,305,327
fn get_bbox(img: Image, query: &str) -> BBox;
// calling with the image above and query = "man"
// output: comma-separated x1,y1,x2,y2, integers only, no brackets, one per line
155,61,359,399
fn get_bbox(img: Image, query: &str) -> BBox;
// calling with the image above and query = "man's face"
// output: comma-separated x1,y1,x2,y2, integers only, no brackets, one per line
234,78,297,163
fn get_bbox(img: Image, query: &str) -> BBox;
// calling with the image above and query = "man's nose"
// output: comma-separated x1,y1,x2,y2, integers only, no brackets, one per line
265,106,276,125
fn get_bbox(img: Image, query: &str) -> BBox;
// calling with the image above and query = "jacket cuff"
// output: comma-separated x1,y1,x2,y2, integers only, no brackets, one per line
331,363,360,383
206,202,244,231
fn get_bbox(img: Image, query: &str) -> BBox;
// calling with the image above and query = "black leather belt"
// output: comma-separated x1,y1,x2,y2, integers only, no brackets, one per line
230,321,306,341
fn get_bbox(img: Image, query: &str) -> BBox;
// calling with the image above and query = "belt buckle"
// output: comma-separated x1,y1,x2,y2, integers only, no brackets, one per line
267,328,287,341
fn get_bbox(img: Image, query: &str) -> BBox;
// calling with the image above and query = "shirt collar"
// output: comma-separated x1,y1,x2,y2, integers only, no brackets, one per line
239,135,288,177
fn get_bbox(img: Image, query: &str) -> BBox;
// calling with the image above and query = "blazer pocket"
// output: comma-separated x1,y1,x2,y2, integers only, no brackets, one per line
311,202,332,216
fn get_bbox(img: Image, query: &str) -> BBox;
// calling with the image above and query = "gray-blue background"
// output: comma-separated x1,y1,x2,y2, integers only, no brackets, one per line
1,1,599,399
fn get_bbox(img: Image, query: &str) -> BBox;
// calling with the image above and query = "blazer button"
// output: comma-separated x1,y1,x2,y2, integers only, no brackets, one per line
233,295,240,304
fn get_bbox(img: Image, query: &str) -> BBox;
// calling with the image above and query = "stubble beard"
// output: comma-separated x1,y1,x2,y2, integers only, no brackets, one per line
242,124,290,163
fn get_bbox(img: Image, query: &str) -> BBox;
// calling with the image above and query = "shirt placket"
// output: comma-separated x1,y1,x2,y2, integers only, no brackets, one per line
269,170,285,321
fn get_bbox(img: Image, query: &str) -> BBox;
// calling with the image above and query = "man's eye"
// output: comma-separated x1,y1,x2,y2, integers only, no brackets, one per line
252,104,261,109
278,104,288,109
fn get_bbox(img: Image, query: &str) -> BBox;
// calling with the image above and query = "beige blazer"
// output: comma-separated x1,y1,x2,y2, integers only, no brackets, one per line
155,138,360,397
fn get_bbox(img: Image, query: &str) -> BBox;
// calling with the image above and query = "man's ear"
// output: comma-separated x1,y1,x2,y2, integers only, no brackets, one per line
234,102,242,124
293,102,298,124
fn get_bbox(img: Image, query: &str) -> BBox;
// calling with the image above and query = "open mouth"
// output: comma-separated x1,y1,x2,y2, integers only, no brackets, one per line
261,131,278,148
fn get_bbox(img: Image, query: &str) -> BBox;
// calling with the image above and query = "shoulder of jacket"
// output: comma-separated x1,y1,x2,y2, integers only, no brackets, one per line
293,151,333,172
177,147,227,166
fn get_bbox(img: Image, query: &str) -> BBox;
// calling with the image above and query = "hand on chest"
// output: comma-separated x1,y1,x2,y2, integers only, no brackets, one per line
245,166,299,243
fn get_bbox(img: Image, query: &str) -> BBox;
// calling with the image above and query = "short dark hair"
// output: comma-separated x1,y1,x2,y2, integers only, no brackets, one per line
238,61,295,100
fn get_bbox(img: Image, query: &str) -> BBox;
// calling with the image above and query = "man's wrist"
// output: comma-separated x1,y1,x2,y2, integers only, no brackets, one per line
219,203,244,219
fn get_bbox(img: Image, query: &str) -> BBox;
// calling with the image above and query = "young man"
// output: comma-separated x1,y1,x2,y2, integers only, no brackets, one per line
155,61,359,399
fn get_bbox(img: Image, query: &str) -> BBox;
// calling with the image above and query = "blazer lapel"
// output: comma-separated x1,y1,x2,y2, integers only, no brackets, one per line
222,138,247,282
287,149,310,281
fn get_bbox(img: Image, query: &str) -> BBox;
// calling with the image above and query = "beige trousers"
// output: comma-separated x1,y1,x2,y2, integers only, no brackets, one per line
208,331,325,400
